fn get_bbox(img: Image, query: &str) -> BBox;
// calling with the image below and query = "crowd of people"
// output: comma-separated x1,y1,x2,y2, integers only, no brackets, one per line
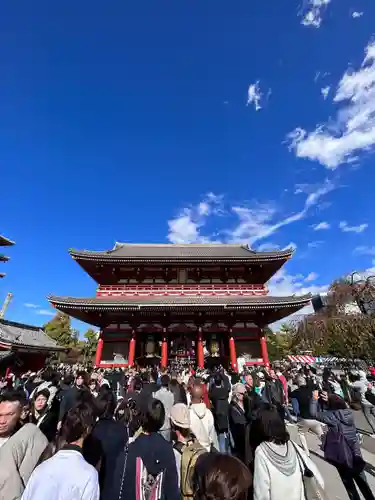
0,362,375,500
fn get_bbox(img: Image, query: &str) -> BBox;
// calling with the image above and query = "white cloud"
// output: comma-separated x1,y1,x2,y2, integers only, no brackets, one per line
168,180,335,246
37,309,55,317
288,40,375,169
308,240,324,248
301,0,331,28
339,221,368,233
321,86,331,99
305,272,319,282
24,303,40,308
352,11,363,19
246,82,264,111
313,221,330,230
354,246,375,256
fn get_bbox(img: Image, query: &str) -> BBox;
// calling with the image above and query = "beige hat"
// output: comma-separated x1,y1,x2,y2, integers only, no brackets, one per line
170,403,191,429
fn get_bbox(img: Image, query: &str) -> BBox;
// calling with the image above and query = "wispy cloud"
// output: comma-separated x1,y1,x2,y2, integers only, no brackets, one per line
352,11,363,19
36,309,55,317
301,0,331,28
321,86,331,100
246,82,270,111
354,246,375,256
168,180,336,246
339,221,368,233
313,221,330,230
288,40,375,169
308,240,324,248
305,272,319,282
23,302,55,317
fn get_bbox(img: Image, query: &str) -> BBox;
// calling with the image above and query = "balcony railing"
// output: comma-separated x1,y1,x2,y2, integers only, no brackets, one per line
97,283,268,297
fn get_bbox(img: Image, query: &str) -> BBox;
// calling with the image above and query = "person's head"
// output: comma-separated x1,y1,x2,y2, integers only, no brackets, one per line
89,377,99,393
150,370,158,383
244,374,253,389
268,368,276,380
0,390,26,438
327,394,347,411
170,403,191,440
214,373,222,387
142,398,165,433
193,453,252,500
63,373,74,386
161,374,170,388
133,377,143,392
95,390,116,419
191,382,204,404
296,375,307,388
252,407,289,446
75,371,87,387
141,372,150,383
232,383,246,404
60,404,95,446
34,389,50,412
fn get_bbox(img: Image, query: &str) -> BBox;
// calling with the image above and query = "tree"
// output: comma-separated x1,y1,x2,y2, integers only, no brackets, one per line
81,328,99,363
265,327,291,362
44,312,79,347
288,274,375,360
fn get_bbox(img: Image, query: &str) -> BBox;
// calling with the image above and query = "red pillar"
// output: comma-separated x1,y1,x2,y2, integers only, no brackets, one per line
161,334,168,369
260,333,270,367
128,333,136,367
197,329,204,368
95,332,104,367
229,335,238,372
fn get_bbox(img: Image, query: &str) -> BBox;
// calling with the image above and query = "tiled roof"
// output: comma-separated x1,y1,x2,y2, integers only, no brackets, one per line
70,243,293,262
0,235,15,246
0,319,64,351
0,254,10,262
48,294,311,310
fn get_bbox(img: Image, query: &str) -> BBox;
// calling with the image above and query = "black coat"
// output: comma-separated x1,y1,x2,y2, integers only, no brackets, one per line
58,385,90,421
91,418,128,499
29,409,58,442
110,432,180,500
229,401,251,465
209,385,230,432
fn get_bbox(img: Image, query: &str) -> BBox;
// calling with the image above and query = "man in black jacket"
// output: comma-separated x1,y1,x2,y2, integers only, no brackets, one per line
58,371,90,425
209,373,230,453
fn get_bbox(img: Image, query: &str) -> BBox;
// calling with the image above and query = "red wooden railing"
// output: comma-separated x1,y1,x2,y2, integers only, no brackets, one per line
97,283,267,297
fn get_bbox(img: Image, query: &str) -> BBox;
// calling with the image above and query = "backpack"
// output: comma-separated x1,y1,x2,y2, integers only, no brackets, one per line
174,438,207,499
135,456,165,500
323,426,354,468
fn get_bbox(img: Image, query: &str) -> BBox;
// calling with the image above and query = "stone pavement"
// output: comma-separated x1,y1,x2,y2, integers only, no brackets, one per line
287,424,375,499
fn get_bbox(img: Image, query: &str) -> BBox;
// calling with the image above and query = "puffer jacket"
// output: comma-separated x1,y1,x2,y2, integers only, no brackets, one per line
310,399,361,457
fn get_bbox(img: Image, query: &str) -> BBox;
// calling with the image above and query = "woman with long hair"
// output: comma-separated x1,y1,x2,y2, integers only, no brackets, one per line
252,406,324,500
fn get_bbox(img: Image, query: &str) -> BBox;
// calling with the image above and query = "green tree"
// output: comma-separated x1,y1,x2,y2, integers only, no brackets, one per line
44,312,78,347
265,327,291,362
82,328,99,363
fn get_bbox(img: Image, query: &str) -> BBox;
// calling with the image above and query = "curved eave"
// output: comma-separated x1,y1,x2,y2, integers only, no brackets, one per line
0,255,10,262
0,273,6,278
48,294,311,311
69,249,294,264
0,235,15,246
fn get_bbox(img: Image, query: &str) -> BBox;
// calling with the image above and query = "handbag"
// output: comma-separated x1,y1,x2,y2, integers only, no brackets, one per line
291,442,329,500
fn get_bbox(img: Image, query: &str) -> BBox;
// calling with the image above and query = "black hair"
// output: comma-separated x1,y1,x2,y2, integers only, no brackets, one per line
141,372,150,383
252,406,290,446
133,377,143,392
161,374,170,387
0,389,26,407
34,389,50,402
76,370,87,380
60,403,95,444
193,453,252,500
328,394,347,411
95,390,116,419
150,370,158,383
142,398,165,433
63,374,74,386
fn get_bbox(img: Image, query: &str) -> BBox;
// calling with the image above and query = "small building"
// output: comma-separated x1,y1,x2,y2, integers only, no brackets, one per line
0,318,65,375
0,234,15,279
49,243,311,371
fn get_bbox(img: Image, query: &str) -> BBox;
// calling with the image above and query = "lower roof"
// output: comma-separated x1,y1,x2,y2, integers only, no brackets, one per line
0,319,65,351
48,294,311,327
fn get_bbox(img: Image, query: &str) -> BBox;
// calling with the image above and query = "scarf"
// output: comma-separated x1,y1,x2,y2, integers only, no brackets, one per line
260,441,298,476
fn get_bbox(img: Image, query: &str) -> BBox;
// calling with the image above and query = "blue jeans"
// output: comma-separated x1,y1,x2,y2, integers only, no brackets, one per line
218,432,231,454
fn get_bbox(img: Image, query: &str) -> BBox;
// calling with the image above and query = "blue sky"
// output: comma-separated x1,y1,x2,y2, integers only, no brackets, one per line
1,0,375,333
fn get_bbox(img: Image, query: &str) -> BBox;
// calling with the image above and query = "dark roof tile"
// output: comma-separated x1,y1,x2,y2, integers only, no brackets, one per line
70,243,293,262
0,319,63,350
